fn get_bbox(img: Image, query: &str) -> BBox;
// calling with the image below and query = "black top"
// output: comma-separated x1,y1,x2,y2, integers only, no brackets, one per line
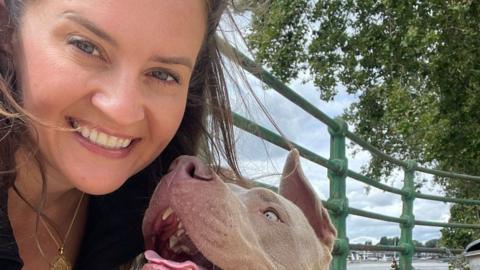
0,173,152,270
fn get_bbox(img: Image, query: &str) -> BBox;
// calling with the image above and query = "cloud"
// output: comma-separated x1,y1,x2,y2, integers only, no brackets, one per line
228,63,452,245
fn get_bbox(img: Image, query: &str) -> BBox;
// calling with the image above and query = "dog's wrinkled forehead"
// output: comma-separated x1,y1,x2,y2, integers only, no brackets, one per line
226,182,247,194
226,183,304,222
227,184,281,204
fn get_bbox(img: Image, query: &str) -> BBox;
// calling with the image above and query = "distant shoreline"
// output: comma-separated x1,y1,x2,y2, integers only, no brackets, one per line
347,259,448,270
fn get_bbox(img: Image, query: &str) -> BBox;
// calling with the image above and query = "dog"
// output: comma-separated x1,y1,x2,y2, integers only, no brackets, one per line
138,149,336,270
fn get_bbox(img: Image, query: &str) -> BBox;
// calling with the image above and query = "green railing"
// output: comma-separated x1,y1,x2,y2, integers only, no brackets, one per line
219,40,480,270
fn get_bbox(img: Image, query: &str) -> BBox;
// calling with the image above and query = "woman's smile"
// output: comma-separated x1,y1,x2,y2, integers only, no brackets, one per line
12,0,206,195
67,117,139,158
0,0,239,269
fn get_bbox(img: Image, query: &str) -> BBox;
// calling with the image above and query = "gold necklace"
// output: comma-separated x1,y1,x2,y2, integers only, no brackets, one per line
39,192,85,270
13,186,85,270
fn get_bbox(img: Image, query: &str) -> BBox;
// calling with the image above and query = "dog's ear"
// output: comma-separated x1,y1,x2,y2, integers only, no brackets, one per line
279,149,337,251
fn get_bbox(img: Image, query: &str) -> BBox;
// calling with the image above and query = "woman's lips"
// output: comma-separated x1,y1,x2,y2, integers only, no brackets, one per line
73,129,137,159
68,117,139,158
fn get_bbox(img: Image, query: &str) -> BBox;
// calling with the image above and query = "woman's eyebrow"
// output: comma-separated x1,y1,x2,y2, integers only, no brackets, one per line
59,11,194,70
150,55,193,71
60,10,118,48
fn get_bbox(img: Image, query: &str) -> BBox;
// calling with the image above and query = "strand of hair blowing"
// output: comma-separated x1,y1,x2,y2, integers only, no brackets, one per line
155,0,242,182
0,0,26,194
0,0,69,261
0,0,242,194
2,2,242,268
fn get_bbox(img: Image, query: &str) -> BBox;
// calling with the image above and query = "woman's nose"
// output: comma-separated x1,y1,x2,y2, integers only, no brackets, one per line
91,72,145,126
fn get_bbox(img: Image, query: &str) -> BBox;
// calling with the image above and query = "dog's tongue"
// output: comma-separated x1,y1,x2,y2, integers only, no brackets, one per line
142,250,205,270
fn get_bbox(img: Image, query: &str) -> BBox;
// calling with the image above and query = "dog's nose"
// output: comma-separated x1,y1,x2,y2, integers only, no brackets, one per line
168,155,213,181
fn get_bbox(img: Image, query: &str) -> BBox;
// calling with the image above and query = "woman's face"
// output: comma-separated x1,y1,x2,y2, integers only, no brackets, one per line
13,0,206,194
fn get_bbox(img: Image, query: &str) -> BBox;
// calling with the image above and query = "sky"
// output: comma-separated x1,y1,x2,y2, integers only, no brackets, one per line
219,10,453,245
224,61,452,245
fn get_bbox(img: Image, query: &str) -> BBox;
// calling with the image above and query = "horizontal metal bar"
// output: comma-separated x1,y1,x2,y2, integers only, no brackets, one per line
348,207,407,224
415,166,480,182
219,39,342,133
347,206,480,229
346,130,410,168
415,192,480,205
347,170,407,196
349,244,404,252
348,170,480,205
350,244,463,254
257,183,480,229
235,113,480,207
346,131,480,182
415,247,463,254
415,220,480,229
233,113,334,170
220,39,480,182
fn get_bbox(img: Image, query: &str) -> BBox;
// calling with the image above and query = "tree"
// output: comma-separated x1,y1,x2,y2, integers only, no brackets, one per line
377,236,399,246
425,239,440,248
378,236,389,246
413,240,424,248
240,0,480,248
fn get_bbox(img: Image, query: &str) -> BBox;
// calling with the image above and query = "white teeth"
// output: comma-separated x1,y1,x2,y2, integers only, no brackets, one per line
97,132,107,145
89,129,98,142
178,245,191,254
169,237,191,254
169,235,179,249
81,127,90,138
107,136,118,148
172,244,191,254
162,207,174,220
72,119,132,150
167,221,191,255
121,139,130,148
176,229,185,237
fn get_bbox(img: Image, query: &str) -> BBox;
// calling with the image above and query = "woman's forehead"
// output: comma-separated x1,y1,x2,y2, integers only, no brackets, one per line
26,0,207,59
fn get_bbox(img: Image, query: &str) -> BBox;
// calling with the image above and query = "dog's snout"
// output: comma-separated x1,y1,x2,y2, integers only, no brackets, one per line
169,155,213,181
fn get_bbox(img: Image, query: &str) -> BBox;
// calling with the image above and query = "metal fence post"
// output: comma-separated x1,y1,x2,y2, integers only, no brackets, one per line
328,118,349,270
400,160,416,270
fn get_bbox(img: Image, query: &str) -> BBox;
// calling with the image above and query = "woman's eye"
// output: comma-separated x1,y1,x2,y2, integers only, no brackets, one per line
263,210,281,222
68,36,100,57
149,70,177,83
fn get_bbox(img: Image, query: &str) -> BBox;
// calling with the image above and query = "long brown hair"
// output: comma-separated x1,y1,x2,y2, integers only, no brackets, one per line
0,0,240,196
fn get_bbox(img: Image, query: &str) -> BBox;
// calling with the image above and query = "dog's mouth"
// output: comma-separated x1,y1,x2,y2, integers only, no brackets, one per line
147,207,219,270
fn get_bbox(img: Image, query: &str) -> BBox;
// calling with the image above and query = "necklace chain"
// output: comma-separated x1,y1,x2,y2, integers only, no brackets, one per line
13,186,85,269
41,192,85,252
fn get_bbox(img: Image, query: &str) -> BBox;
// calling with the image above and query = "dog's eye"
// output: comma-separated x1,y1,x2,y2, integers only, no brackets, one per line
263,209,280,222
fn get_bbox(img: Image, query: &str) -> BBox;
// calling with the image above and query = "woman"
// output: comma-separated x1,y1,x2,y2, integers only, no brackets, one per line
0,0,239,269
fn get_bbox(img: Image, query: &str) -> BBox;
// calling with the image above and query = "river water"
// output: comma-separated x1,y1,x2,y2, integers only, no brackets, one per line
347,260,447,270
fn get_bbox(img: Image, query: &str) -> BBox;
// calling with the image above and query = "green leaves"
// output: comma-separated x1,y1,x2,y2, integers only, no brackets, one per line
246,0,310,82
242,0,480,248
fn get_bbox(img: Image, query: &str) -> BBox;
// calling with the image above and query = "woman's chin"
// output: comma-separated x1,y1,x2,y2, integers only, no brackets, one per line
54,150,143,195
67,171,130,195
